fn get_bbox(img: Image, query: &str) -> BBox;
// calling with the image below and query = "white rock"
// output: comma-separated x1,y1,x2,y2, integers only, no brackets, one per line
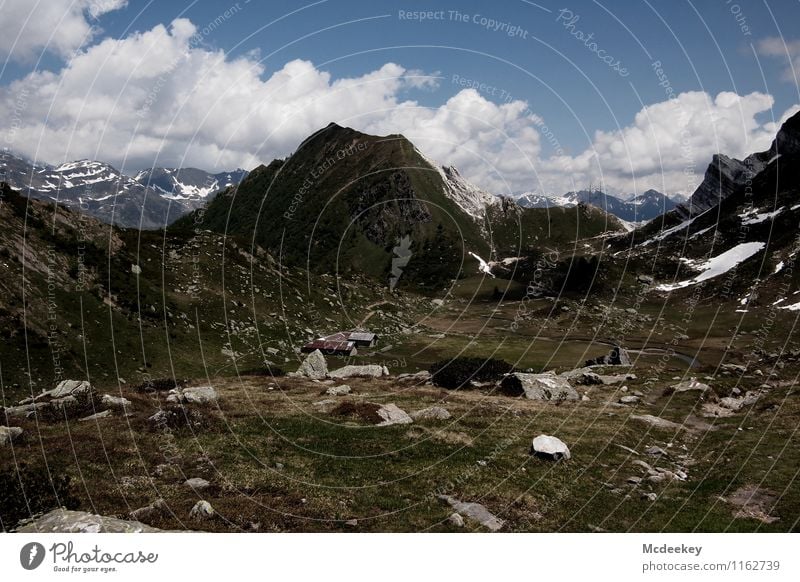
189,500,215,520
671,378,711,393
0,426,23,446
328,364,385,379
101,394,131,409
49,379,93,399
376,403,413,426
437,495,504,531
296,350,328,379
325,385,351,396
411,406,451,421
531,434,571,461
78,410,113,422
501,372,579,401
166,386,218,405
184,478,210,490
448,513,465,527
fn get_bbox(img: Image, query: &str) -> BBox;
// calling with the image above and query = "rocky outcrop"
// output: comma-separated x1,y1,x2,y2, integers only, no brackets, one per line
499,372,579,401
16,509,165,532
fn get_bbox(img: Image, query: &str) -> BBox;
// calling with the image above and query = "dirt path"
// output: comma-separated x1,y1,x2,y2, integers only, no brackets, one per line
358,300,393,327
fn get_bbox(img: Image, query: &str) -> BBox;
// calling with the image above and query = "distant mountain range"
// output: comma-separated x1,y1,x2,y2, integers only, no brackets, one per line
515,188,680,223
0,152,246,229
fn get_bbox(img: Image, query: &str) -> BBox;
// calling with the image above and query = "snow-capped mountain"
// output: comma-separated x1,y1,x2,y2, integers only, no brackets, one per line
515,189,678,222
414,149,499,219
0,152,246,229
134,167,247,207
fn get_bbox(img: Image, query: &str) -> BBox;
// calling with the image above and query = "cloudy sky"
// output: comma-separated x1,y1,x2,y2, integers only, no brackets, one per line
1,0,799,198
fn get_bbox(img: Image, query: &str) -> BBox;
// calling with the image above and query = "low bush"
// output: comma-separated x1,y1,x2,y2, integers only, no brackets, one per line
0,464,79,531
429,357,514,390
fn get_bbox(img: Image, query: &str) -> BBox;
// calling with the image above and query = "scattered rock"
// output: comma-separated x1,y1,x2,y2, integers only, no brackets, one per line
671,378,712,394
500,372,579,401
166,386,218,405
49,379,94,399
627,476,642,484
376,403,413,426
129,499,168,522
530,434,571,461
448,513,465,527
100,394,131,410
328,364,386,379
645,446,668,457
189,500,215,520
619,395,640,404
78,410,113,422
296,349,328,379
410,406,451,421
630,414,685,431
0,425,23,446
325,384,351,396
437,495,504,531
344,519,358,527
184,477,211,491
723,485,780,524
16,509,164,533
641,492,658,502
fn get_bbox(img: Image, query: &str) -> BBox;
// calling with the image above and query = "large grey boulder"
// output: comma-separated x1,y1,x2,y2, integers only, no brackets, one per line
16,509,164,533
184,477,211,491
328,364,387,379
531,434,571,461
376,403,413,426
0,425,23,446
296,349,328,379
166,386,218,405
500,372,579,401
437,495,504,531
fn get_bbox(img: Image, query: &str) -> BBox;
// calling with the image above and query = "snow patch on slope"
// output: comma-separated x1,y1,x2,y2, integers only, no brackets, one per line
655,242,766,292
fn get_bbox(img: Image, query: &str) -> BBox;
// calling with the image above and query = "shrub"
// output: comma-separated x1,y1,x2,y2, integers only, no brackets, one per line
239,366,285,377
134,378,179,393
429,357,514,390
330,401,383,424
0,464,79,531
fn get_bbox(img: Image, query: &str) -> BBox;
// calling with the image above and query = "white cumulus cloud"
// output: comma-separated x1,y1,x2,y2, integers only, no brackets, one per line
0,0,127,62
1,16,797,201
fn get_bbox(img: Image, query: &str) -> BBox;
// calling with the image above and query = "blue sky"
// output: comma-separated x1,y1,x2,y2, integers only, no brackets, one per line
2,0,799,196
